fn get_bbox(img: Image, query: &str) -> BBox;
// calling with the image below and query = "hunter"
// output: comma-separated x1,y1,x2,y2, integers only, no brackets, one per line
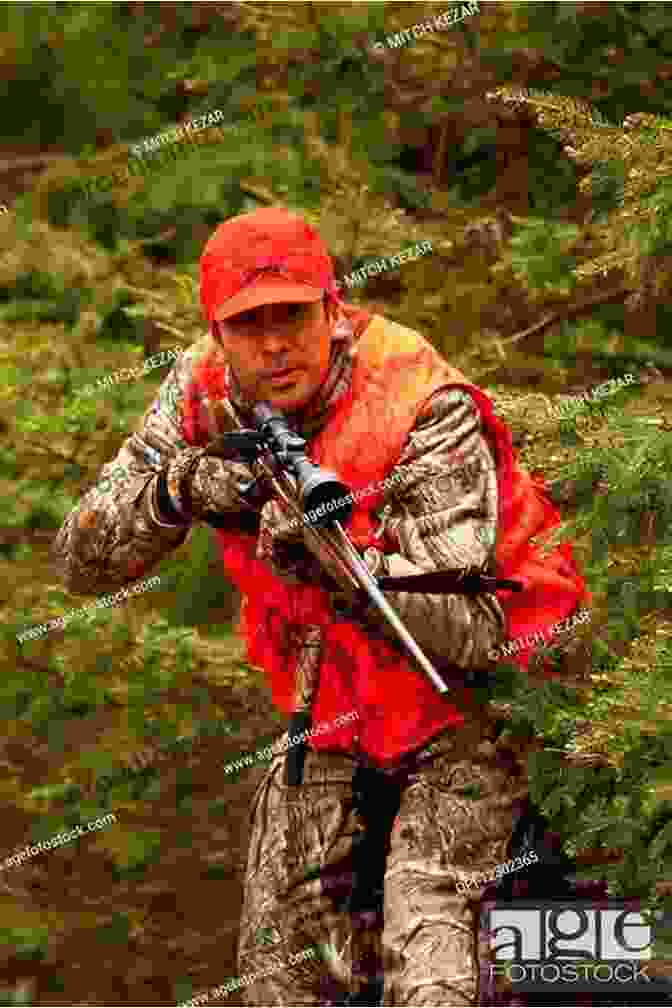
53,207,589,1005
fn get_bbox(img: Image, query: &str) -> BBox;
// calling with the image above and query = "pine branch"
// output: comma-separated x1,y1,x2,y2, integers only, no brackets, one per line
618,10,672,62
465,286,627,363
540,343,672,372
486,86,612,133
489,88,672,293
238,181,276,204
25,444,81,465
0,527,55,545
151,320,190,341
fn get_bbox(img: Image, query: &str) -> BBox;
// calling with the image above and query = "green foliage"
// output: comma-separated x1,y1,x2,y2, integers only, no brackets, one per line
97,291,144,343
110,829,162,875
2,645,109,733
0,927,50,963
173,979,195,1005
490,665,582,747
159,525,237,631
525,129,581,215
0,3,401,260
483,335,672,902
368,163,433,212
589,160,628,223
487,3,672,122
26,781,81,805
0,270,89,328
506,218,581,294
0,983,42,1005
284,6,386,106
96,912,131,945
541,413,672,559
0,4,241,151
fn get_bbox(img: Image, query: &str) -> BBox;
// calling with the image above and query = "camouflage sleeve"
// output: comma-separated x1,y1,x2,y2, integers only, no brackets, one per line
51,347,198,596
363,388,505,668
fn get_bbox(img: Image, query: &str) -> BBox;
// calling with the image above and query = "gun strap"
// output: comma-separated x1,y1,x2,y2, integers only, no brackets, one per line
377,568,523,595
285,711,312,786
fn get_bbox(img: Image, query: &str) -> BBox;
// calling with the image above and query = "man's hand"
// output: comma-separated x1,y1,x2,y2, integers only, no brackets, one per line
162,447,259,521
256,506,388,617
256,498,325,584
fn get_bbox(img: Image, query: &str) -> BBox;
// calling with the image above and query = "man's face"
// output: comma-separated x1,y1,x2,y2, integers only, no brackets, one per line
215,299,334,410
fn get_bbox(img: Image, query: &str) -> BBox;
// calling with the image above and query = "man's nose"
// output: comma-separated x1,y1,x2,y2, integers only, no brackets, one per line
260,327,290,354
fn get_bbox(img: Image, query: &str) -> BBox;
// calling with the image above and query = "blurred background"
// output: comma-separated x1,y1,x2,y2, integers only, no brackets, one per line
3,1,672,1003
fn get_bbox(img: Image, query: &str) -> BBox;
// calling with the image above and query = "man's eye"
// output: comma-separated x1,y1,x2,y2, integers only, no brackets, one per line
233,309,259,327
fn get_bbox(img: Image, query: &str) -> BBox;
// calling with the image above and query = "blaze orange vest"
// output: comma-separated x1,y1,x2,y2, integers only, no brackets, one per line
182,315,590,765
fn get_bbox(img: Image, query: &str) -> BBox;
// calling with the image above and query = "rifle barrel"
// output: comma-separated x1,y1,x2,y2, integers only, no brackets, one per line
331,522,450,695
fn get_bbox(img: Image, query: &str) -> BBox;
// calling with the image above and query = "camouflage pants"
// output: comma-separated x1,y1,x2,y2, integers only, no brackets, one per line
237,706,532,1006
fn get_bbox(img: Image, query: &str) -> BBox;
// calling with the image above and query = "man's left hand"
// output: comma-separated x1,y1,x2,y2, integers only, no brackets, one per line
256,498,319,584
256,499,385,599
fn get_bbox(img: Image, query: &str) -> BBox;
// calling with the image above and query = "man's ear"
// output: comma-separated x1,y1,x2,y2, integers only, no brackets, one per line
324,296,337,325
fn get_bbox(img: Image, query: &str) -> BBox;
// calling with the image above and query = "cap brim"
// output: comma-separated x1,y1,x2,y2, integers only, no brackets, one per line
214,276,323,322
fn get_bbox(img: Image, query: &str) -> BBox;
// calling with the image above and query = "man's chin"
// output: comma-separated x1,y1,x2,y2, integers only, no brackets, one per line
263,377,313,410
266,391,309,411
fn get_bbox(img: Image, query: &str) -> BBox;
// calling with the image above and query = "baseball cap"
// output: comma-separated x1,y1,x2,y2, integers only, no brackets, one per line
199,207,343,323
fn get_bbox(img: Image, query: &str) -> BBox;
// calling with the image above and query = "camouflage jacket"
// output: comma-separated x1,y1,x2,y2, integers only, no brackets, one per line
52,309,505,670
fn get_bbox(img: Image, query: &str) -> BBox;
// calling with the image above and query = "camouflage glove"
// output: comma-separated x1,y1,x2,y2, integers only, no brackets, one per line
162,446,259,522
257,506,390,622
256,498,361,585
256,498,325,585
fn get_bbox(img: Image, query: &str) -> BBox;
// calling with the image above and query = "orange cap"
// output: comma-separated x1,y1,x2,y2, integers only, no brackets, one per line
199,207,343,322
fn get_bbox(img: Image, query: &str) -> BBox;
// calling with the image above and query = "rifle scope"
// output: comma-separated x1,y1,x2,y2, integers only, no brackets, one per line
253,402,354,529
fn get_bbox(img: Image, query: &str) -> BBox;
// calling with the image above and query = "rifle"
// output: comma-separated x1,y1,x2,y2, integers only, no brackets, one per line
208,398,523,686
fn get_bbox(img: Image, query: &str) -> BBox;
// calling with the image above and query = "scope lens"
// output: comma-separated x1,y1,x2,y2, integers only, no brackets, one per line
302,478,353,528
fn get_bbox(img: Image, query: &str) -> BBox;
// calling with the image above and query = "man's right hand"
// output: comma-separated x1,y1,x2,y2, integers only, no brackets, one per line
189,452,260,518
157,447,259,524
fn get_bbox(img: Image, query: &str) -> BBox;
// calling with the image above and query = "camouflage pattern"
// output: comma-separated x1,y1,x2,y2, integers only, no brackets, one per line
237,707,534,1006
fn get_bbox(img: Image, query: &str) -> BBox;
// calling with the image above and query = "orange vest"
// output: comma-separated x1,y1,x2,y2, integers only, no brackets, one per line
182,315,590,765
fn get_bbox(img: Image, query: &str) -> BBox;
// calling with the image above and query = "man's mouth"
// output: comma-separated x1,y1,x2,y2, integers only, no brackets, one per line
268,368,300,383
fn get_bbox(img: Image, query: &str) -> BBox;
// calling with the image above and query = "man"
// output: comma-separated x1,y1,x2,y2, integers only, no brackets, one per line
53,208,588,1005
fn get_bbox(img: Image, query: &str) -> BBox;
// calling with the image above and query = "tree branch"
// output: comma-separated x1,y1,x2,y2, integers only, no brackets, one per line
500,286,628,350
467,287,630,381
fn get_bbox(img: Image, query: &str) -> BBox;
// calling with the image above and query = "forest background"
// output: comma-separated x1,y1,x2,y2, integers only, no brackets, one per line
3,0,672,1003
